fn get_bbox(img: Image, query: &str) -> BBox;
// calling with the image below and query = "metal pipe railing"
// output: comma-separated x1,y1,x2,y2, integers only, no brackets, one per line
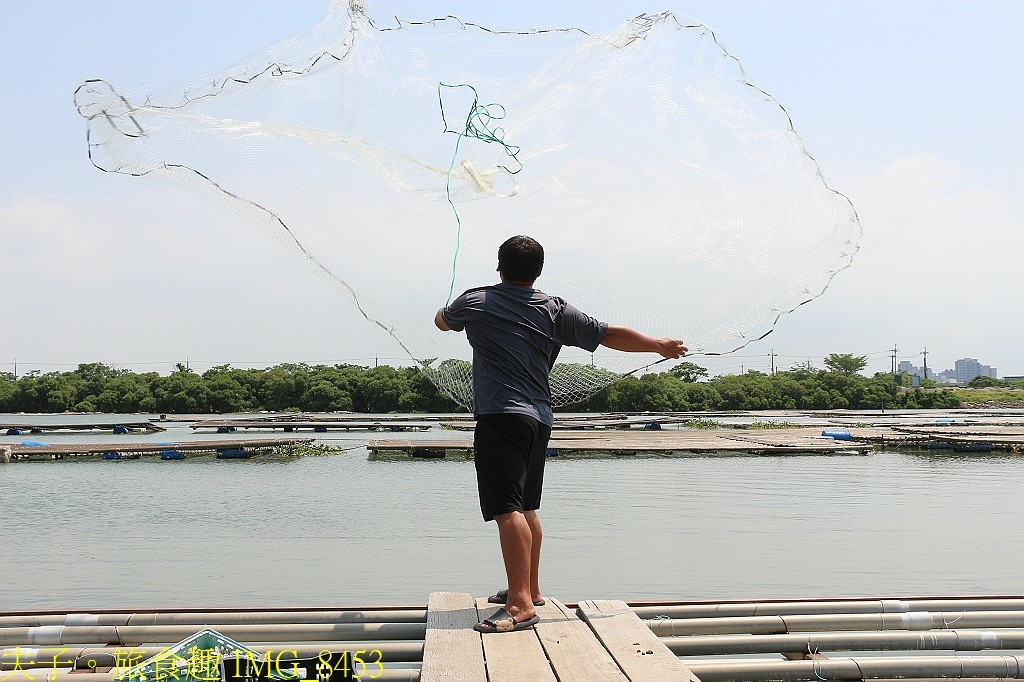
0,623,428,647
0,610,426,628
646,611,1024,637
687,654,1023,681
663,628,1024,656
631,598,1024,620
0,669,421,682
0,642,425,670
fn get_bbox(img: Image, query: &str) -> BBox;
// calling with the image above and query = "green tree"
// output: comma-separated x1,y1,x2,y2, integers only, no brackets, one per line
681,382,721,410
0,372,15,411
861,373,900,409
301,380,351,412
668,361,708,383
967,375,1003,388
361,366,405,413
3,359,969,416
823,353,868,376
604,376,648,411
202,365,254,413
153,366,210,413
34,373,83,412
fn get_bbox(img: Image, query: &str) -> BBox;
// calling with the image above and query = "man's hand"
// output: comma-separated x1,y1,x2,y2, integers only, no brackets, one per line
434,308,451,331
656,338,688,359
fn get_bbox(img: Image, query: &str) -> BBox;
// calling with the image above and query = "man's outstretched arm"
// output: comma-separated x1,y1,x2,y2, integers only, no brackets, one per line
434,307,451,331
600,325,687,358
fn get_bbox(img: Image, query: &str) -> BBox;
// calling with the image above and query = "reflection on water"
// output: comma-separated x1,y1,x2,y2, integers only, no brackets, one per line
1,416,1022,610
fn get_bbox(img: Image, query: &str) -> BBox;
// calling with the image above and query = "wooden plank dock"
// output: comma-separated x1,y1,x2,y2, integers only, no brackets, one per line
440,415,748,431
578,600,700,682
1,420,164,434
892,424,1024,449
369,428,875,458
4,437,315,460
3,594,1023,681
369,422,1024,459
192,418,432,432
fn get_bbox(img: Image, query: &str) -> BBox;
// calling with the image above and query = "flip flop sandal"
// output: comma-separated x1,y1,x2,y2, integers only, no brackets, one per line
487,588,546,606
473,608,541,634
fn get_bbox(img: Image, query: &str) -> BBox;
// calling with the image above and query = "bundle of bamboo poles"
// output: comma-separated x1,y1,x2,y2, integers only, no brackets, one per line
2,595,1023,681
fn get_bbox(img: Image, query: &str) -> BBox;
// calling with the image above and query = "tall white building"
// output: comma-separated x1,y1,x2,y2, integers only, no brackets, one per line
954,358,998,383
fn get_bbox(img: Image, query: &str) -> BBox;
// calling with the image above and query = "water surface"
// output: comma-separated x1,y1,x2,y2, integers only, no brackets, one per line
2,417,1021,610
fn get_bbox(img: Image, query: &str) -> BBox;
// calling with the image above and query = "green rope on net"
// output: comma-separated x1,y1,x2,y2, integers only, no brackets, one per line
438,82,523,304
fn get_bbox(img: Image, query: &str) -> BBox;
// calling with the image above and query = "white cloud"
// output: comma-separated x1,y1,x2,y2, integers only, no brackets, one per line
760,153,1021,375
0,188,404,372
2,152,1019,377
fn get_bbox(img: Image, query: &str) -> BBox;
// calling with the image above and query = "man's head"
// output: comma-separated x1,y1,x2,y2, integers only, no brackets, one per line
497,235,544,284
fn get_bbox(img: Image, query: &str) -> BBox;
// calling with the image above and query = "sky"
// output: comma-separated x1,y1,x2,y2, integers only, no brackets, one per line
1,1,1021,380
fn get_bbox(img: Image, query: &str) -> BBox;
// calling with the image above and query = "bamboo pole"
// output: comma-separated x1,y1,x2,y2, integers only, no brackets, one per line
686,655,1023,681
0,669,421,682
0,610,426,628
662,628,1024,656
645,611,1024,637
0,623,427,647
0,643,424,670
631,598,1024,620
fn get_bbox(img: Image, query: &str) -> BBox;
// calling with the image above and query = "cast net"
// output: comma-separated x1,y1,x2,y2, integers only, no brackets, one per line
75,1,861,408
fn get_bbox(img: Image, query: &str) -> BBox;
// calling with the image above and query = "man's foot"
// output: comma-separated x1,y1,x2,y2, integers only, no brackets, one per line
487,588,545,606
473,607,540,633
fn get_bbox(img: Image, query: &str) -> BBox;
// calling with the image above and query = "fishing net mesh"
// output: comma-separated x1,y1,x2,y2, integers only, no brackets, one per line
75,1,860,408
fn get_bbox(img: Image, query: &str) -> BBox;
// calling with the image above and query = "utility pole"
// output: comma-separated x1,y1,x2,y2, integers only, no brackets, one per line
922,347,929,380
891,344,898,375
769,349,778,375
740,364,744,375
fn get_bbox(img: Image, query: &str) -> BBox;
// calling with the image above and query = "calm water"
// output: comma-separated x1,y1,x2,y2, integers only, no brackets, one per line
1,415,1022,611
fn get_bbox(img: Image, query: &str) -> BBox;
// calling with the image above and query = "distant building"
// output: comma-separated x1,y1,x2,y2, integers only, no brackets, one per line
1004,375,1023,382
898,361,923,376
897,357,999,384
954,358,998,383
898,360,940,382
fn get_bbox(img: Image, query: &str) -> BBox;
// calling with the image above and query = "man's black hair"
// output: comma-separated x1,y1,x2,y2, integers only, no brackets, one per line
498,235,544,283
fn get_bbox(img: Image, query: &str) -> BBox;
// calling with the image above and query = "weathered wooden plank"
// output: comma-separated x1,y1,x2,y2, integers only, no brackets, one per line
9,438,315,457
534,599,628,681
473,598,556,682
368,439,475,449
0,421,159,432
578,600,700,682
369,429,868,456
421,592,486,682
192,420,432,431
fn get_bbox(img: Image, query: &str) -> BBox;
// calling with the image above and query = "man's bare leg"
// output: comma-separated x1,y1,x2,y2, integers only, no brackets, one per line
524,510,543,604
493,511,537,620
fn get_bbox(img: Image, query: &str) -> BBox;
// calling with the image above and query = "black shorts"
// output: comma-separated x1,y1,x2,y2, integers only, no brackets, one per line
473,413,552,522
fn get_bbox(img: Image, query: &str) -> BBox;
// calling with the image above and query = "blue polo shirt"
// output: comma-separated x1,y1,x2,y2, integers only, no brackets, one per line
442,282,608,426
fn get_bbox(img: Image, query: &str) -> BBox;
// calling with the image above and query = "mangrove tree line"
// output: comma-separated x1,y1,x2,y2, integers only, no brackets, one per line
0,361,964,414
